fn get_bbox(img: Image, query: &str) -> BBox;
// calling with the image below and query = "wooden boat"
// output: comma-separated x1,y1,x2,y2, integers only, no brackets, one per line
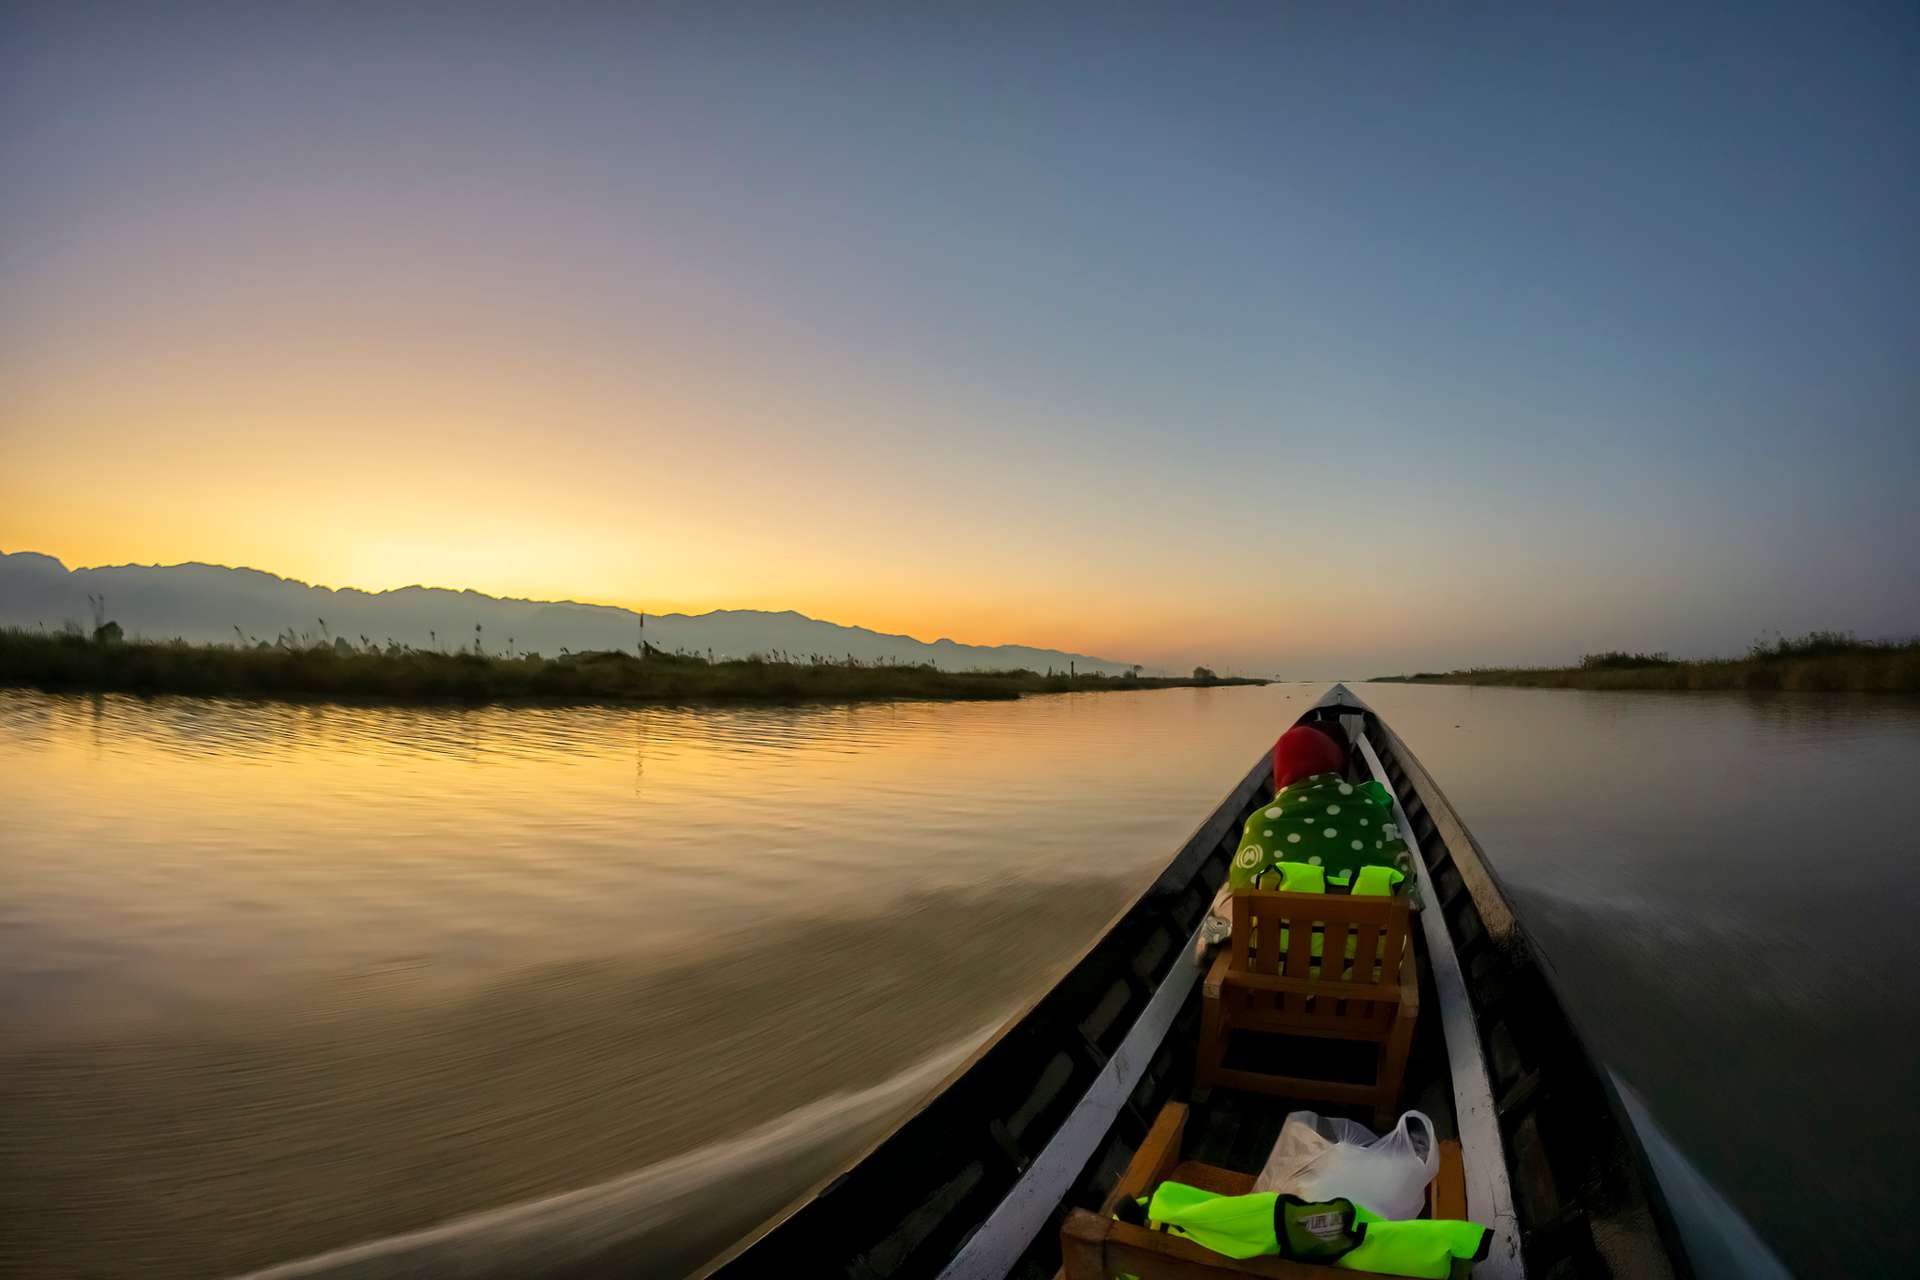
698,685,1767,1280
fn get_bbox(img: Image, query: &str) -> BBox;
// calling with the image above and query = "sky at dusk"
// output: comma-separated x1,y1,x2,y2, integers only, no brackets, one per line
3,1,1916,675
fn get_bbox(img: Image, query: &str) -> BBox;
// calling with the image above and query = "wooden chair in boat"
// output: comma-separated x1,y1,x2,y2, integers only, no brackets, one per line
1059,1101,1464,1280
1195,889,1417,1129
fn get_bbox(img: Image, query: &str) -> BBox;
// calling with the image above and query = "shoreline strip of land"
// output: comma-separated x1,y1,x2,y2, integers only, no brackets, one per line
1371,633,1920,694
0,630,1263,706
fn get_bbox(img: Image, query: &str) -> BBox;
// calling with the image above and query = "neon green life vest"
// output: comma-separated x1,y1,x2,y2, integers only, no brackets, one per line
1353,865,1407,896
1342,1207,1491,1278
1272,861,1326,893
1139,1181,1489,1279
1143,1182,1359,1260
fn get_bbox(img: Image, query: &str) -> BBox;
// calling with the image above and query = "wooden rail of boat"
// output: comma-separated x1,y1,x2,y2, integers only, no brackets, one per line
701,686,1693,1280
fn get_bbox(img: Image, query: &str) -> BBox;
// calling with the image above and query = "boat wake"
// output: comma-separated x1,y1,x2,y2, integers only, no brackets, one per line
234,1020,1003,1280
1609,1073,1790,1280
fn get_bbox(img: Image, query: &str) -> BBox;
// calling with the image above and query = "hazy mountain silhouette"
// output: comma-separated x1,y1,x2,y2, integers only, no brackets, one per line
0,551,1135,674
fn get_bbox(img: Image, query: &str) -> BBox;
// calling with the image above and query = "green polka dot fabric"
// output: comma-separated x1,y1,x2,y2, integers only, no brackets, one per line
1229,772,1411,892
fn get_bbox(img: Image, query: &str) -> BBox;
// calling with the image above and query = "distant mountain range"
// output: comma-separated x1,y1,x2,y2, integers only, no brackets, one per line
0,551,1136,675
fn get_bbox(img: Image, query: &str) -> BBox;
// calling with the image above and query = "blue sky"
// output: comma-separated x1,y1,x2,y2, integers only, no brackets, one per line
3,2,1915,673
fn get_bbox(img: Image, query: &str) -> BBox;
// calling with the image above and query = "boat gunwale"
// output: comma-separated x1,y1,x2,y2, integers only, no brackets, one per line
1355,720,1522,1274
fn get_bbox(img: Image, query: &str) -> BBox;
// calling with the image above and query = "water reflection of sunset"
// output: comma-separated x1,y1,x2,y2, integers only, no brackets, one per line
1,688,1303,1024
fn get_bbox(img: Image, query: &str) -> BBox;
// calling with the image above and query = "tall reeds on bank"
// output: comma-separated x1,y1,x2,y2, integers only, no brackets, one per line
0,627,1262,705
1378,632,1920,692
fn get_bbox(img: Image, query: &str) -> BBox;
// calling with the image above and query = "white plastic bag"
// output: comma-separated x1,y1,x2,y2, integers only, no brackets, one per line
1253,1109,1439,1221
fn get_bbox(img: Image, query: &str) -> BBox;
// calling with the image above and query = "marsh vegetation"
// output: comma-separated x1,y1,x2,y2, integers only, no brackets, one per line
0,626,1261,705
1375,631,1920,692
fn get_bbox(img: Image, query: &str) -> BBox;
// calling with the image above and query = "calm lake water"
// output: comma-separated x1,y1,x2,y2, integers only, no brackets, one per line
3,684,1916,1277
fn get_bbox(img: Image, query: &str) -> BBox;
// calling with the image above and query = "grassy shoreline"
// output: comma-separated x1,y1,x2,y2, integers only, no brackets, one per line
0,630,1263,706
1373,632,1920,693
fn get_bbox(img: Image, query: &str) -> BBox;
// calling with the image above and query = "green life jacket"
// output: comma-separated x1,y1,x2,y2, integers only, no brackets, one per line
1342,1207,1491,1278
1143,1182,1359,1260
1353,865,1407,896
1246,864,1402,896
1139,1181,1489,1279
1271,861,1326,893
1236,861,1405,974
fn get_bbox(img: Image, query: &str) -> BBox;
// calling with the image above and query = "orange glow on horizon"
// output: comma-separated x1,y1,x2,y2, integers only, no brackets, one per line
4,476,1384,671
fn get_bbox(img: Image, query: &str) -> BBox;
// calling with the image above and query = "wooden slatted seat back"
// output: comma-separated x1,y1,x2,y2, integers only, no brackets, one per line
1201,890,1420,1123
1230,889,1410,990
